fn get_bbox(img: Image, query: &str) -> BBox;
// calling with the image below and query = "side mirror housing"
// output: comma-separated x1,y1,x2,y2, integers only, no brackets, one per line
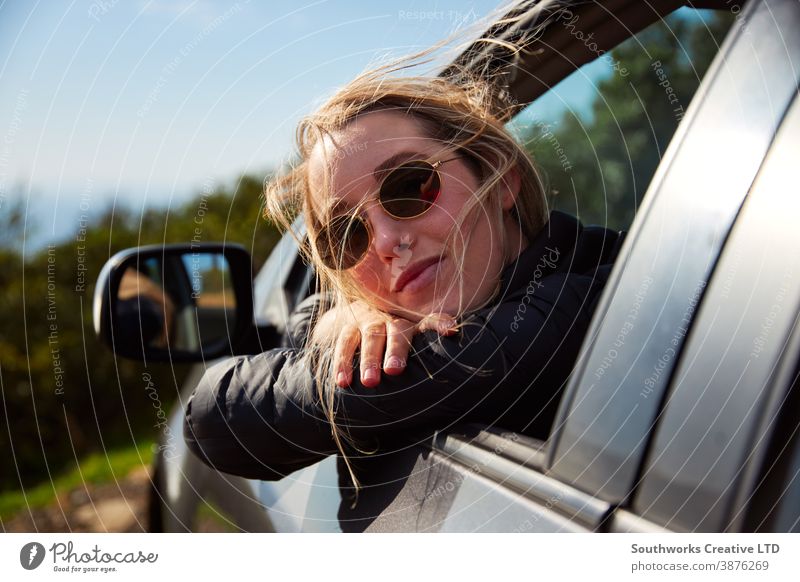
93,243,255,362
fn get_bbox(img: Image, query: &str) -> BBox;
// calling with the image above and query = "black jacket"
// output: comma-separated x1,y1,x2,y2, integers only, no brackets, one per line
184,211,624,481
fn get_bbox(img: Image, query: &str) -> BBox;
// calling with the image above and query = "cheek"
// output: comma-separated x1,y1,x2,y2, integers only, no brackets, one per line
347,259,385,295
455,214,506,293
449,206,491,260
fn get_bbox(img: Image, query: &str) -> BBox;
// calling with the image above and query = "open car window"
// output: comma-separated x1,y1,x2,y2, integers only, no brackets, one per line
440,5,738,457
507,7,735,230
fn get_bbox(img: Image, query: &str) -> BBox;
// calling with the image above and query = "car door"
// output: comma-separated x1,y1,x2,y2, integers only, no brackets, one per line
549,0,800,533
619,71,800,534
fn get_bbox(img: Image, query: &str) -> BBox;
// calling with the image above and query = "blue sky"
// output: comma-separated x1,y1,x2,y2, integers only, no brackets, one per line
1,0,603,250
0,1,714,252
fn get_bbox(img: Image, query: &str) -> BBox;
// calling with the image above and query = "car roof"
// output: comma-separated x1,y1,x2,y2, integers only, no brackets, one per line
444,0,733,118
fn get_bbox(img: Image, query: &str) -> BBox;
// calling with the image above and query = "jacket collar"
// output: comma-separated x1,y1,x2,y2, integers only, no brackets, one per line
498,210,581,296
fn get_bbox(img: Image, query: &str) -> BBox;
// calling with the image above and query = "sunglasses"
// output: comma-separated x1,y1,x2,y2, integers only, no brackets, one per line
315,156,461,270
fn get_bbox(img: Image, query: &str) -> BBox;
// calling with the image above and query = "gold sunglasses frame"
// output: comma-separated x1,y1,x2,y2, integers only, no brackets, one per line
316,156,461,270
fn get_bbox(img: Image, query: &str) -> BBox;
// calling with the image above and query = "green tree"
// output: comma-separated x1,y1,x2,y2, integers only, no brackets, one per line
522,11,734,229
0,174,280,493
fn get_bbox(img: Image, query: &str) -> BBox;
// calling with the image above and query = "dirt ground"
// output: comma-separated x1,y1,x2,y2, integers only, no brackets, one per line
2,466,151,533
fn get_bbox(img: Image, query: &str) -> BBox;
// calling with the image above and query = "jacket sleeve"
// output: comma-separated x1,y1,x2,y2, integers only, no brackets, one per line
183,272,600,480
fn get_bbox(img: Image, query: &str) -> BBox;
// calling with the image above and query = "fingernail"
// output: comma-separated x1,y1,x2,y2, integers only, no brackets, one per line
385,356,404,370
363,368,379,385
336,371,347,386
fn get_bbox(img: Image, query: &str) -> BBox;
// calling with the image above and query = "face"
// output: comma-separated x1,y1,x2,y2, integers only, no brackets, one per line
307,110,522,320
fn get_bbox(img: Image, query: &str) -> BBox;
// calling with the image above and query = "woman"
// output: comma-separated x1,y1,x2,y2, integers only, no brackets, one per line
183,64,622,491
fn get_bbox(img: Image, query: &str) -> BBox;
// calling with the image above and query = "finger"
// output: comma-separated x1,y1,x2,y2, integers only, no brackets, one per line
418,313,458,336
333,324,360,388
359,322,387,388
383,318,415,375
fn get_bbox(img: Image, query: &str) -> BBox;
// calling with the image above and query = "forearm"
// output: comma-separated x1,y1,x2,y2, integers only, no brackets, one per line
181,326,496,480
183,273,597,479
183,349,337,480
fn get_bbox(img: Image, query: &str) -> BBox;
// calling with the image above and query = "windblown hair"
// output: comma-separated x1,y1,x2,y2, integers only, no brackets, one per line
262,12,549,500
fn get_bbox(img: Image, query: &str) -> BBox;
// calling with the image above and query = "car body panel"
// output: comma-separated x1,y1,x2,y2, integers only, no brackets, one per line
257,456,342,533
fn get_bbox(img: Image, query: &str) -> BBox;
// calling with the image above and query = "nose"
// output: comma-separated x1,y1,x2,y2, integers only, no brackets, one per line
364,205,412,265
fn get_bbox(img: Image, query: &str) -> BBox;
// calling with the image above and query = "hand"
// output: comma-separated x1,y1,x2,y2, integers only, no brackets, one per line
310,301,457,388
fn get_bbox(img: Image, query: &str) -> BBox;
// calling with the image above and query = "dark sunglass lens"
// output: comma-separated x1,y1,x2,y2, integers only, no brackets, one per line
380,161,441,218
317,215,369,270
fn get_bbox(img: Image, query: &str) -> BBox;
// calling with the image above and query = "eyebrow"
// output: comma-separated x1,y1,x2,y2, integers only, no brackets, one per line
371,150,425,181
324,150,426,218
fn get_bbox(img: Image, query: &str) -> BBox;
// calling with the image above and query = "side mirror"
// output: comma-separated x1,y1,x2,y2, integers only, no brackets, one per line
93,243,255,362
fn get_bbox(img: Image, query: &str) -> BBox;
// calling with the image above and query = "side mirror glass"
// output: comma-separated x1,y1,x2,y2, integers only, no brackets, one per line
94,244,254,362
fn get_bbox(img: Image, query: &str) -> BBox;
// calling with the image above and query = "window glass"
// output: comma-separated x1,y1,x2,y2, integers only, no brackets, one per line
508,8,735,230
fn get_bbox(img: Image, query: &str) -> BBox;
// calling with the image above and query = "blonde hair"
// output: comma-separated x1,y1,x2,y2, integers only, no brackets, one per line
263,37,548,501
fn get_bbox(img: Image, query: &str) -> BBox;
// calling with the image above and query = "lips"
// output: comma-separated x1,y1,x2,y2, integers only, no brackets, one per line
392,257,443,293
